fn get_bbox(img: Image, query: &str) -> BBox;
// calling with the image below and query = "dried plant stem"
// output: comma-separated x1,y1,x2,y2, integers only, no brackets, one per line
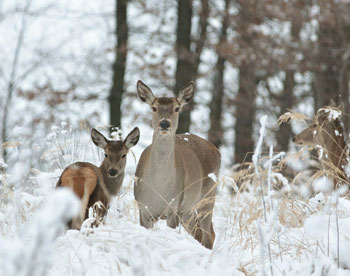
336,195,340,268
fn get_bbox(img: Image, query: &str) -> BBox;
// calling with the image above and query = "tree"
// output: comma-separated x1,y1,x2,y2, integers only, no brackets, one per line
174,0,209,134
273,0,307,152
109,0,128,132
208,0,230,148
1,0,31,162
312,0,350,133
232,0,267,164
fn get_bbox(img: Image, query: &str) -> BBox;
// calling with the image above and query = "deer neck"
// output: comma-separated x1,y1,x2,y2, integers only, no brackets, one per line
100,164,124,196
150,132,176,168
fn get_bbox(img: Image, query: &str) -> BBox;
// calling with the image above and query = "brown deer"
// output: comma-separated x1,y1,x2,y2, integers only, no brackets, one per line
56,127,140,229
134,80,221,249
292,107,349,190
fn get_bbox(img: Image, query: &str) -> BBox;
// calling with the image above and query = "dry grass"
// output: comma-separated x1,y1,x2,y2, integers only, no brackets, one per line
277,110,311,125
2,121,350,275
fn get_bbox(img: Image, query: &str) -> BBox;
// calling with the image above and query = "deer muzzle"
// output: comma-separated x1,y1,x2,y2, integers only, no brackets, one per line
158,119,171,134
108,169,119,177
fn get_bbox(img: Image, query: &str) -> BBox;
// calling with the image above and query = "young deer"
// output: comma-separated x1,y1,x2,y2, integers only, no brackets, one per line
134,80,221,249
56,127,140,229
292,107,349,189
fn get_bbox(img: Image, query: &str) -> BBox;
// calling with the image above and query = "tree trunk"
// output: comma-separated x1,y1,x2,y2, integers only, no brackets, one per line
234,67,256,164
1,1,29,162
276,70,294,152
313,24,341,110
174,0,193,134
175,0,209,134
208,0,229,148
109,0,128,132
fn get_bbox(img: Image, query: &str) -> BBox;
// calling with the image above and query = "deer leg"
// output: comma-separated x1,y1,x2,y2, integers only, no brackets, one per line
197,210,215,249
139,209,155,228
91,201,107,228
166,211,179,229
181,212,202,244
197,178,217,249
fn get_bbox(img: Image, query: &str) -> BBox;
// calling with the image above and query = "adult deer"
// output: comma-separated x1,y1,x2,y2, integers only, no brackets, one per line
56,127,140,229
134,80,221,249
292,107,349,189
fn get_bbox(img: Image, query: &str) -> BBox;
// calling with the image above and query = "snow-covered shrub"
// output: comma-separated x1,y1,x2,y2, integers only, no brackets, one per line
0,189,79,276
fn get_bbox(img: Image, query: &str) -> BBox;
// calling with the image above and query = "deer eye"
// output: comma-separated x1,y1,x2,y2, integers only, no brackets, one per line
122,154,127,159
151,107,157,112
104,153,108,158
313,124,317,127
175,107,180,112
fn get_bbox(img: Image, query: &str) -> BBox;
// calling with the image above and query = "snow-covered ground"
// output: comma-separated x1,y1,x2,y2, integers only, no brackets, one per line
1,120,350,276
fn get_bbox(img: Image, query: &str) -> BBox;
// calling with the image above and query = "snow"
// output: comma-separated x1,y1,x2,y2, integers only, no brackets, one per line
208,172,217,182
319,108,342,121
344,164,350,178
0,1,350,274
313,176,333,193
0,189,79,276
316,145,324,159
1,133,350,275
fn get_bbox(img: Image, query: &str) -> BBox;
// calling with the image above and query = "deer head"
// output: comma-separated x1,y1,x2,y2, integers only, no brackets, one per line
292,122,321,146
292,108,344,148
91,127,140,177
136,80,194,135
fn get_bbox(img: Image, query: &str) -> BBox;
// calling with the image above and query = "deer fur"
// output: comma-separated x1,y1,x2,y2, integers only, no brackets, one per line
134,80,221,249
56,127,140,229
293,107,349,189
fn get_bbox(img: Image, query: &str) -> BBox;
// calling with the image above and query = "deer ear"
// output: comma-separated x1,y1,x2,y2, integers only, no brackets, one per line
177,81,195,107
124,127,140,149
91,128,108,149
137,80,155,105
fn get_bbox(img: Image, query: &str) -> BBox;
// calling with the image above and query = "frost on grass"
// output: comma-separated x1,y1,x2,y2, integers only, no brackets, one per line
252,115,267,168
0,157,7,169
0,189,79,276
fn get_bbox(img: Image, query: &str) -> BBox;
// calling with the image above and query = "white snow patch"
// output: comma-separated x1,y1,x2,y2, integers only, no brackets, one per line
313,176,333,193
208,173,217,182
316,145,324,159
304,215,328,239
344,163,350,178
0,157,7,168
0,189,79,276
319,108,342,121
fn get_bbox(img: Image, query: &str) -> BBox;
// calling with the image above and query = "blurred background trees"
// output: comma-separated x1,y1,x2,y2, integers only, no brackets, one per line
0,0,349,185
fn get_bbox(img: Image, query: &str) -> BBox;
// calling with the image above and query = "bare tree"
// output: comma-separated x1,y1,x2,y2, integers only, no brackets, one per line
232,0,267,164
208,0,230,148
312,1,350,133
174,0,209,134
1,0,31,162
109,0,128,132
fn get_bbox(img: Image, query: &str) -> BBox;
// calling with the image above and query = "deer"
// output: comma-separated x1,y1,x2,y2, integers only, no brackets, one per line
56,127,140,229
134,80,221,249
292,107,350,191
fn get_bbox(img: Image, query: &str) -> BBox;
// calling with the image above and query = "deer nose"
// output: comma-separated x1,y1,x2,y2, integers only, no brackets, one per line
108,169,118,177
159,119,171,130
